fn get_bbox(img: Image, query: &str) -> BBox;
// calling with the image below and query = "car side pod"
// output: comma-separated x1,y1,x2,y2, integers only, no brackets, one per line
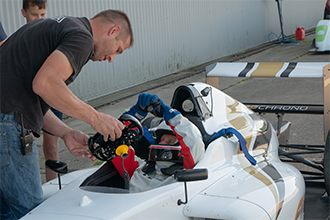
174,169,208,206
45,159,68,190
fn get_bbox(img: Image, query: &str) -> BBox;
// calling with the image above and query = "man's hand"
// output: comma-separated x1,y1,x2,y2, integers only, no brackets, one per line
137,93,180,122
62,129,97,162
91,112,125,142
137,93,161,112
124,93,158,121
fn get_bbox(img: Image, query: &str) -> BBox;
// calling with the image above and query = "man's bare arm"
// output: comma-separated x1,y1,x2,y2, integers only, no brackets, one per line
33,50,124,141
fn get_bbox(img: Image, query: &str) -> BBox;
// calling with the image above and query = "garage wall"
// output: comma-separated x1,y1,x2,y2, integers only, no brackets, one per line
0,0,325,101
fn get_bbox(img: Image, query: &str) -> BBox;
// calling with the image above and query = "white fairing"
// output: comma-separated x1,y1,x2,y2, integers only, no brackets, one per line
206,62,328,78
42,168,97,200
22,82,305,220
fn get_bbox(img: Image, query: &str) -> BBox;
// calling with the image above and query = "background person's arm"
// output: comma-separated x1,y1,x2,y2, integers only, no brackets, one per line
0,21,7,46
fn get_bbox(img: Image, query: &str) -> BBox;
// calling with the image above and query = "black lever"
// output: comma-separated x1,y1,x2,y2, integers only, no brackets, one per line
45,159,68,190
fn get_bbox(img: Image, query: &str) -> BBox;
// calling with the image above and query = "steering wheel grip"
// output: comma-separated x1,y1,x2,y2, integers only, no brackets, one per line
88,114,144,161
119,114,144,137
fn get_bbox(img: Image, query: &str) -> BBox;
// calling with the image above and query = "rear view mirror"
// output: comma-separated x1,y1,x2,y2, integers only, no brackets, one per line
45,159,68,190
175,168,208,182
175,168,208,206
45,159,68,174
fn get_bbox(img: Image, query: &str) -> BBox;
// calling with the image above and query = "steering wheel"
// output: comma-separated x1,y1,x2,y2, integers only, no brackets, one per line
88,114,144,161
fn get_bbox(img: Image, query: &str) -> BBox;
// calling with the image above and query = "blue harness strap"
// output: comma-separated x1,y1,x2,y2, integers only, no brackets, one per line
143,126,155,144
207,127,257,166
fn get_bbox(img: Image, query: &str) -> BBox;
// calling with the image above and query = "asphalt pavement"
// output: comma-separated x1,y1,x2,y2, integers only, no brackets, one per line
36,30,330,218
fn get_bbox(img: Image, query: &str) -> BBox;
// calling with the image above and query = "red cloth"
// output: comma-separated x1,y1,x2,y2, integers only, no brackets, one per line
112,148,139,179
167,122,195,169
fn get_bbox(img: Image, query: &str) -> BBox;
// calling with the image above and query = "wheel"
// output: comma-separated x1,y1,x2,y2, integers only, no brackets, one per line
324,129,330,195
119,114,144,144
88,114,144,161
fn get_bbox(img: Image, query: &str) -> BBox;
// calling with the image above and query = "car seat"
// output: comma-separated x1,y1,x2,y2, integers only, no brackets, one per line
170,84,213,147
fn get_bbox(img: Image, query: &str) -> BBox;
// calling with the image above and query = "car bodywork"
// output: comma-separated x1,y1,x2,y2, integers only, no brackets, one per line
22,82,305,220
206,61,330,197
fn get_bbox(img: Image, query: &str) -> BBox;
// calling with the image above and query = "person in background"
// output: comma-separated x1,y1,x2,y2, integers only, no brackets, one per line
21,0,47,23
324,0,330,19
0,9,133,219
0,21,7,46
0,0,47,46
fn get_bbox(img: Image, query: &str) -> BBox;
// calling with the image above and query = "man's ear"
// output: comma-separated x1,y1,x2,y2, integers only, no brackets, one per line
108,25,121,36
21,9,27,18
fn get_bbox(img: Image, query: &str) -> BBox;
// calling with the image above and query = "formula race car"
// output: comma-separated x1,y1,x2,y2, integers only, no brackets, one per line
205,61,330,199
22,80,306,220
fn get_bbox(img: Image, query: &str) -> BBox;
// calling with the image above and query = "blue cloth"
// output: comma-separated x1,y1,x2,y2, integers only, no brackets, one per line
50,107,63,120
128,93,180,122
0,113,43,219
42,107,63,135
161,104,180,123
207,127,257,166
137,93,159,111
125,105,147,121
0,192,11,219
125,93,160,121
143,126,155,145
0,21,7,42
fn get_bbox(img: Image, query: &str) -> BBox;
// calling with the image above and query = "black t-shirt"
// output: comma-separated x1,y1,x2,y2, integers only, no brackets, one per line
0,16,94,136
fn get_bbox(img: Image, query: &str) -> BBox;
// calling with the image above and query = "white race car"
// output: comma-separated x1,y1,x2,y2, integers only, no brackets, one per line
22,82,305,220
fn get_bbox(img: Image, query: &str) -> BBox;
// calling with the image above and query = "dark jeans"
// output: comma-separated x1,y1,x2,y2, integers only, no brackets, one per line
0,113,43,219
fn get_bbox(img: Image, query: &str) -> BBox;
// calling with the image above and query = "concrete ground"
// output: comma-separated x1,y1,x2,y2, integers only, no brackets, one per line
37,31,329,188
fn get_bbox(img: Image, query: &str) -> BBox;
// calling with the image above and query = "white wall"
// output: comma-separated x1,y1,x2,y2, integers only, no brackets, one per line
0,0,326,101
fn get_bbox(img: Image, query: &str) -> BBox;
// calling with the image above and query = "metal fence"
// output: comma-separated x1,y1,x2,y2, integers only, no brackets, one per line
0,0,325,101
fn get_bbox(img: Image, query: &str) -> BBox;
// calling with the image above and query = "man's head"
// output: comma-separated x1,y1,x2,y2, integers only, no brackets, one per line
155,121,177,145
149,121,182,167
21,0,47,23
158,134,177,145
89,9,134,63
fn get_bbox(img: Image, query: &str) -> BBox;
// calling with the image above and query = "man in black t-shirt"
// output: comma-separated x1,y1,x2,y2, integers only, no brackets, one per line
0,9,134,219
21,0,61,183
